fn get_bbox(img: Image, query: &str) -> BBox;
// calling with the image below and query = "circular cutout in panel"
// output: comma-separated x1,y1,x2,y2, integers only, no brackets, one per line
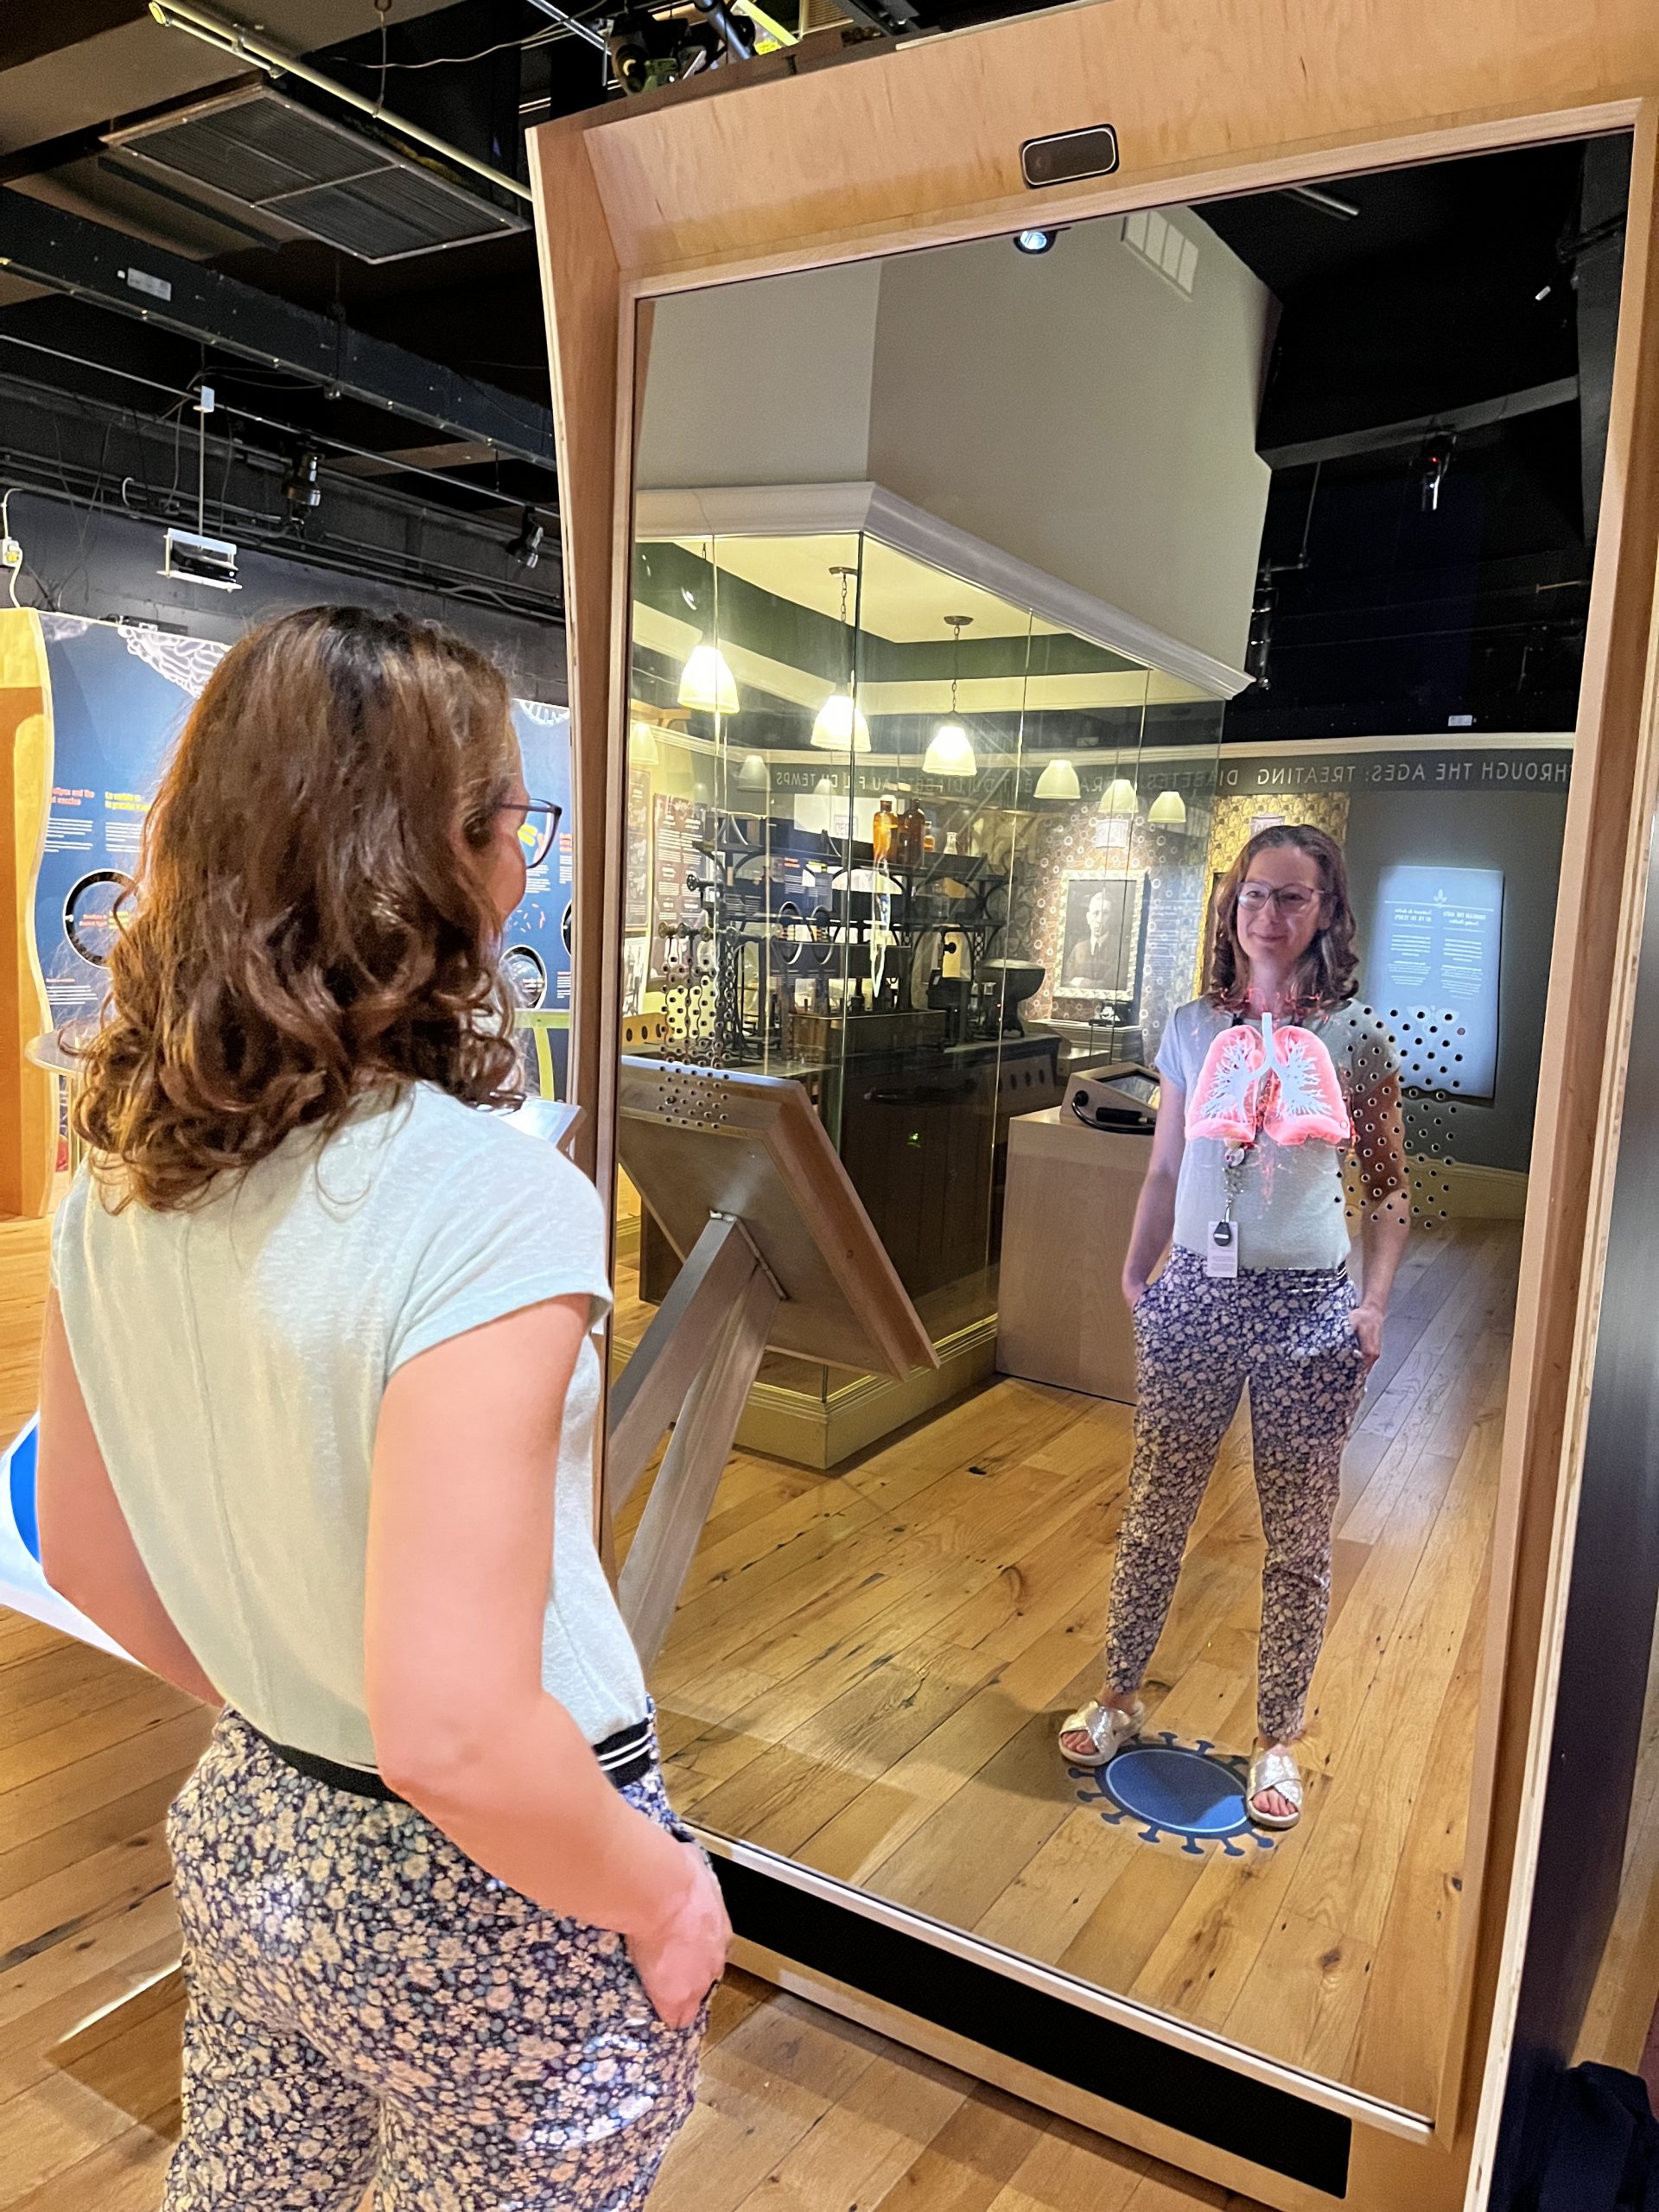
63,870,133,966
503,944,548,1007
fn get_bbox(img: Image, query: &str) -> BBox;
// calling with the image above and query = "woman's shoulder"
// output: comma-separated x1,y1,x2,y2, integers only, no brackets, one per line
1169,995,1223,1033
391,1086,601,1218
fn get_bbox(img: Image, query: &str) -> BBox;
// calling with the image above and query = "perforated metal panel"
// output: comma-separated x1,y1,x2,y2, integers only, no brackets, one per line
105,86,523,264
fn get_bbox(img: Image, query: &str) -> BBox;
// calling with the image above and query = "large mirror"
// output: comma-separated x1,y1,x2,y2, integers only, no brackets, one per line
607,133,1629,2116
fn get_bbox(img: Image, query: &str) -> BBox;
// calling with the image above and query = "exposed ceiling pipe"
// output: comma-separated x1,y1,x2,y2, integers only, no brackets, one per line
1283,184,1361,221
524,0,611,54
145,0,533,205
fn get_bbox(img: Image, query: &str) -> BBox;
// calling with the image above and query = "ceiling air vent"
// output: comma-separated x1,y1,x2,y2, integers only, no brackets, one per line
104,86,524,264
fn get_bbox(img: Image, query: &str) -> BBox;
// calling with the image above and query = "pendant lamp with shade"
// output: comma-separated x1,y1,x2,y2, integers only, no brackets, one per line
811,564,871,754
1147,788,1188,828
924,615,977,778
677,642,740,715
1098,775,1138,815
811,691,872,753
1033,756,1081,801
677,541,741,715
630,719,660,767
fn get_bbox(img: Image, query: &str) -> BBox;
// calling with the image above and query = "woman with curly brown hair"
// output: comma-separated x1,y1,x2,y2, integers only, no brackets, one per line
1058,823,1410,1828
32,607,728,2209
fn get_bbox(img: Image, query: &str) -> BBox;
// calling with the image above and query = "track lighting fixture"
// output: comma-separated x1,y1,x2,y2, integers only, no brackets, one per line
508,507,546,568
282,447,321,512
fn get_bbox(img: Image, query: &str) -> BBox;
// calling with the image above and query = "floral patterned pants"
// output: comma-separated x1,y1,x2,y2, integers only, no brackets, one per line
162,1709,704,2211
1103,1248,1369,1744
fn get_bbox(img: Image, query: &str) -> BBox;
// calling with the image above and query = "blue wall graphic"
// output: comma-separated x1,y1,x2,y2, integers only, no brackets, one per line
9,619,573,1656
31,615,573,1066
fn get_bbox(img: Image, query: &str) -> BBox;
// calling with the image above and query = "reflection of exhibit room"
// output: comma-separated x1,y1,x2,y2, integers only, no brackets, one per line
605,142,1593,2129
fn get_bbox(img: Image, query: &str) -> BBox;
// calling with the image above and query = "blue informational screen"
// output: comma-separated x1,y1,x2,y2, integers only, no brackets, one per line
29,616,572,1090
1374,863,1503,1101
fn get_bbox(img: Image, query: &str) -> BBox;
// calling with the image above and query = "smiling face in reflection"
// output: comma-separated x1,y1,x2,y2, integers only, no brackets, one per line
1233,844,1327,977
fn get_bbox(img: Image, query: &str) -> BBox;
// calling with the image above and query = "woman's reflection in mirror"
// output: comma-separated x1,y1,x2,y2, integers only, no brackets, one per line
1059,826,1411,1828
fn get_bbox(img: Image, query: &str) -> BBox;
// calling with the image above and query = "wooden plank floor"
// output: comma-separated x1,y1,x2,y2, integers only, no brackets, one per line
624,1221,1520,2115
0,1616,1277,2212
0,1215,1258,2211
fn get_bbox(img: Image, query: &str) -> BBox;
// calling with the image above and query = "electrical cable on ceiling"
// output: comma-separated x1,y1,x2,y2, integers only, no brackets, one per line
0,375,547,560
338,22,565,68
373,0,392,116
1,465,561,621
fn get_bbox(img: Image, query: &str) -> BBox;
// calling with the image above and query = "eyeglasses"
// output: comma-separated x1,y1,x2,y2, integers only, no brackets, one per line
496,798,563,871
1236,882,1324,916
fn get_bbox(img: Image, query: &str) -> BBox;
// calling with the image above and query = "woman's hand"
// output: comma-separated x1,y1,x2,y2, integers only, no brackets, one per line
1350,1302,1386,1370
626,1843,732,2027
1123,1273,1149,1310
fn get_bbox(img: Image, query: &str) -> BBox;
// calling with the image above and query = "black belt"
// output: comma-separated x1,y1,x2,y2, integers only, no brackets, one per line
249,1714,656,1802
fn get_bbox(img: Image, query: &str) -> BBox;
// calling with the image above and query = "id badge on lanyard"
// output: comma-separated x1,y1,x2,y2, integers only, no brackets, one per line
1206,1141,1247,1278
1207,1007,1268,1277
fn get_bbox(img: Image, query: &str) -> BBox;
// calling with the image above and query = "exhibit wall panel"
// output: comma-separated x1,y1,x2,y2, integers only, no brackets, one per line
1341,786,1569,1175
526,11,1659,2203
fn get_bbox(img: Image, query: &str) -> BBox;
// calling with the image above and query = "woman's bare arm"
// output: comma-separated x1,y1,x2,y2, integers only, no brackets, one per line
37,1295,222,1705
365,1295,728,2019
1351,1071,1411,1360
1122,1080,1186,1303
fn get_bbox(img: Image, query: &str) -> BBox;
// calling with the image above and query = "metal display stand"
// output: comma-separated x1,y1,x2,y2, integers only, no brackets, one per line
607,1056,937,1663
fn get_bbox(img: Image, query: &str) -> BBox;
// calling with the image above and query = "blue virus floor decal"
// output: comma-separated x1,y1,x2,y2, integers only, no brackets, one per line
1069,1732,1277,1855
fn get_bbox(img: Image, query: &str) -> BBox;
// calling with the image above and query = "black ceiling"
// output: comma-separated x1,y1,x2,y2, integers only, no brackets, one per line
0,2,1633,731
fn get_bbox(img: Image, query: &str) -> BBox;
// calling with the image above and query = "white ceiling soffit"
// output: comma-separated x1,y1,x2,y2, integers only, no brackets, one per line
632,603,1198,721
677,532,1060,644
632,482,1252,702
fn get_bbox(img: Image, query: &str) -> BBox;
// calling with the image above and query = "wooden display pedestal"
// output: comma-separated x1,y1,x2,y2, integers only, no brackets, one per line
995,1110,1149,1402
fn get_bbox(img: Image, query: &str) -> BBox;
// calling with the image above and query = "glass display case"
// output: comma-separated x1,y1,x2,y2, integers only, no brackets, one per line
613,524,1224,1463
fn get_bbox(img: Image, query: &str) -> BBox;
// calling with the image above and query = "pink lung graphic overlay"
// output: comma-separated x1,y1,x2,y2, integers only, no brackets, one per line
1185,1017,1351,1148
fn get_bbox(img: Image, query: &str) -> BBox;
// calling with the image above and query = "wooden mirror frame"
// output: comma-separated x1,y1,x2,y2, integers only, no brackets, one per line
526,9,1659,2205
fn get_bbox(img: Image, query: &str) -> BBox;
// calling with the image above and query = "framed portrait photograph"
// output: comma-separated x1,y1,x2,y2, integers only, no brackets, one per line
1054,869,1147,1002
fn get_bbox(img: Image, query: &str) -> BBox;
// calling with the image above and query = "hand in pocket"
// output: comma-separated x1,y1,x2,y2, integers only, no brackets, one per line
1348,1304,1383,1370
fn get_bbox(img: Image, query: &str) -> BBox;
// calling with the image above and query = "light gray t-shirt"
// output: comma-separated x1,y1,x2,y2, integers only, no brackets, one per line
51,1084,647,1769
1156,998,1398,1272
